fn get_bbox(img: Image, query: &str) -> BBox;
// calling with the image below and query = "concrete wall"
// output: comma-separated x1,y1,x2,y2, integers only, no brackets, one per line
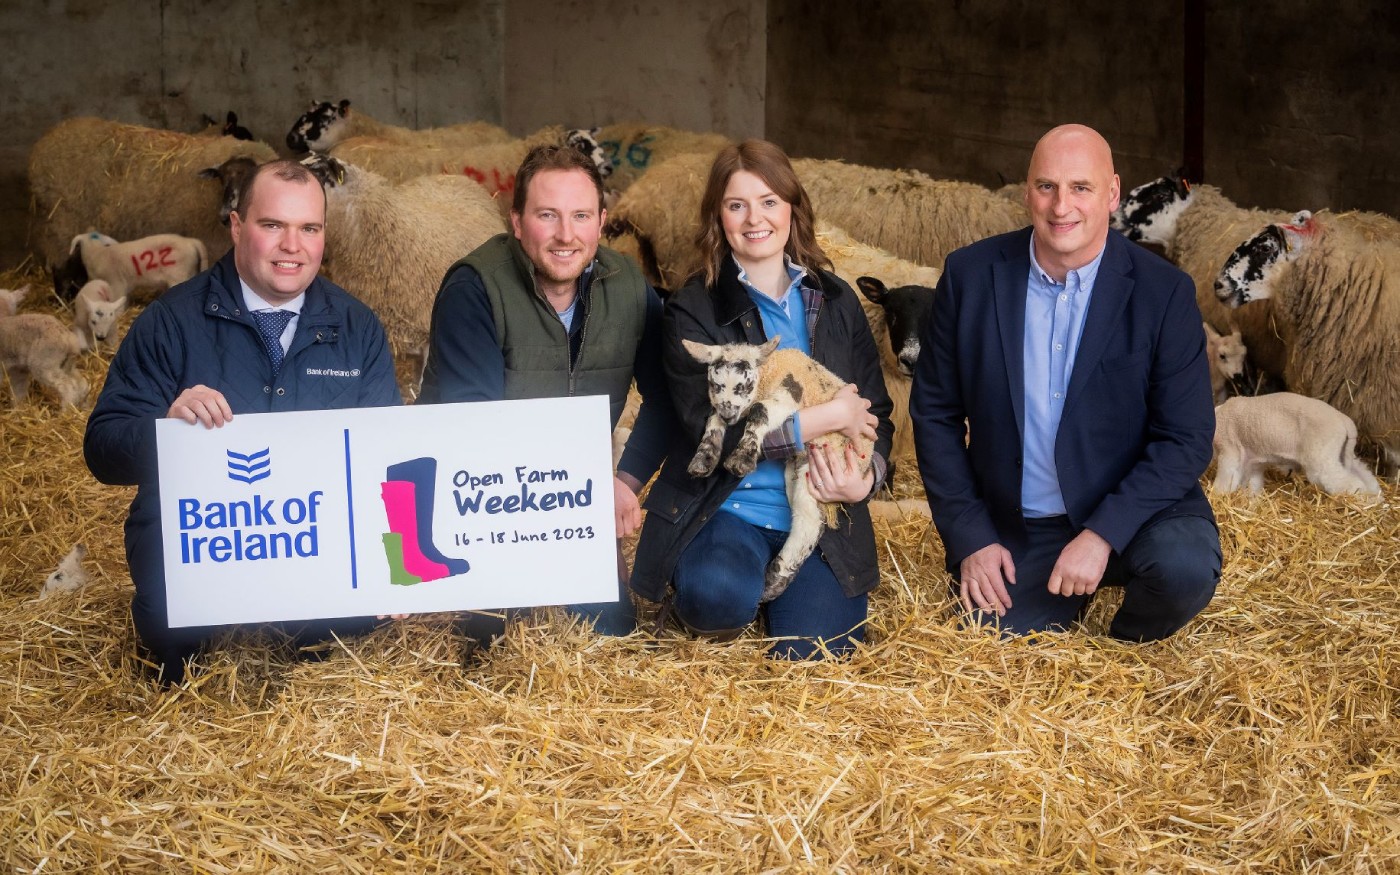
765,1,1184,192
0,0,505,267
766,1,1400,219
503,0,765,138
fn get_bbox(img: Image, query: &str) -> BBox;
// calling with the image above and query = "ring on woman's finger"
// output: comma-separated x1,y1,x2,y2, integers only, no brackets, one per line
812,478,824,489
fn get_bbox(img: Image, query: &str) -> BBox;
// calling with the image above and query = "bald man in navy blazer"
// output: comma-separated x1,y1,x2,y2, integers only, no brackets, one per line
910,124,1220,640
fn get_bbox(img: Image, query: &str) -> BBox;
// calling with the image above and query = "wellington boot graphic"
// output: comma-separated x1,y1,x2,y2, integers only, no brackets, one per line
380,480,452,582
383,456,470,576
381,533,424,586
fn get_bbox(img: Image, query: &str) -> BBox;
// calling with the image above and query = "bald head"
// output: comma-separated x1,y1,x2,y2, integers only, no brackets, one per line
1024,123,1121,281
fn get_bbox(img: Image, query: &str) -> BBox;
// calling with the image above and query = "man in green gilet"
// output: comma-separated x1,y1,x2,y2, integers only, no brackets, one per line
419,144,671,637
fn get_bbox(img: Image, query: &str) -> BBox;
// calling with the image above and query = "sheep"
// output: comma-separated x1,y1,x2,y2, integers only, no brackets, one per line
855,276,935,379
1112,175,1297,381
1203,322,1247,404
1212,393,1380,498
593,123,733,191
40,544,90,599
793,158,1027,270
55,233,208,303
608,151,1016,290
327,126,611,213
0,285,27,316
0,312,88,408
285,98,512,153
284,153,506,366
683,335,874,602
1214,208,1400,473
197,111,253,141
27,116,277,269
72,279,128,351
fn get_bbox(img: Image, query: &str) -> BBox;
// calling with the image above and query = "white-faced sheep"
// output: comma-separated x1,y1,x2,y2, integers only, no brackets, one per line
27,117,277,269
327,126,611,214
1213,393,1380,497
56,233,207,303
593,123,733,192
280,153,507,368
0,312,88,408
285,99,513,153
1215,209,1400,473
0,285,27,316
1113,175,1297,381
40,544,90,599
72,279,128,351
1203,322,1247,404
683,336,874,602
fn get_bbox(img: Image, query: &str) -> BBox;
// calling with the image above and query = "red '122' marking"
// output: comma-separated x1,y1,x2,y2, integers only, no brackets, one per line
129,246,176,277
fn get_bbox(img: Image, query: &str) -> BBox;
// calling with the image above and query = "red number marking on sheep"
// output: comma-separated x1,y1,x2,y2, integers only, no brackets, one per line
129,247,176,276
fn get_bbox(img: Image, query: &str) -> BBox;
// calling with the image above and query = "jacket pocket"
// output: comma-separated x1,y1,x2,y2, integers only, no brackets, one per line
642,477,702,524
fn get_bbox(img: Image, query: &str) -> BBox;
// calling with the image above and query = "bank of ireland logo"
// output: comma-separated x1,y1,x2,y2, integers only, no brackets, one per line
379,456,469,585
227,448,271,484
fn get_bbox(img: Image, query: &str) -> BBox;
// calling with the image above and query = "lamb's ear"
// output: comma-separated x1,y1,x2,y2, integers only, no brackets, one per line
681,338,718,363
1203,322,1220,341
756,336,781,361
856,276,888,304
112,296,128,312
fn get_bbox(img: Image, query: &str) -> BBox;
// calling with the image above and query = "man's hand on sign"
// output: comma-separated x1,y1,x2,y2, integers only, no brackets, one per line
168,384,234,428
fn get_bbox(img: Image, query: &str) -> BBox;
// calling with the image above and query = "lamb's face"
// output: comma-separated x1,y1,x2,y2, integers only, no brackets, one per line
565,128,613,181
1213,331,1247,381
706,357,761,425
1215,211,1316,308
1111,175,1192,244
86,298,127,343
286,99,349,153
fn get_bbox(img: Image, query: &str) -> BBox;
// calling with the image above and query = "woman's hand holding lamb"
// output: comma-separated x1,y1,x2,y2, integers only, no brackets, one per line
806,442,872,503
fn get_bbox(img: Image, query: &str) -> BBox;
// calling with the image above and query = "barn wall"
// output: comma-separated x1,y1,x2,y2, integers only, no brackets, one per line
764,1,1185,193
0,0,506,268
502,0,766,138
765,1,1400,221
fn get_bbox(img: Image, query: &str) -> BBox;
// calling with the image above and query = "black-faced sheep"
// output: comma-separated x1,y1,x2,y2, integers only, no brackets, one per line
683,336,874,602
0,312,88,408
1215,209,1400,473
1112,175,1297,381
27,117,277,269
1203,322,1247,404
72,279,127,351
56,232,208,302
285,99,512,153
1213,393,1381,498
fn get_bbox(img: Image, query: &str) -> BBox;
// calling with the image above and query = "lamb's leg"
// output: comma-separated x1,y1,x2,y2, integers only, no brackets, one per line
725,396,798,477
1212,449,1244,492
688,412,729,477
762,456,825,603
5,365,30,404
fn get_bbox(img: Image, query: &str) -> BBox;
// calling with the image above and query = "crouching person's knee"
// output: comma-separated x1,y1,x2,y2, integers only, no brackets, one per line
1112,515,1222,641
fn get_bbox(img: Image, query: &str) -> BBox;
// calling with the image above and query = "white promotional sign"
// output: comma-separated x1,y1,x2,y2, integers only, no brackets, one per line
156,397,617,627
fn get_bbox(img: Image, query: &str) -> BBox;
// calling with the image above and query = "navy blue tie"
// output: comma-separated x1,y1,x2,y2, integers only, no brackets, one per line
253,309,294,375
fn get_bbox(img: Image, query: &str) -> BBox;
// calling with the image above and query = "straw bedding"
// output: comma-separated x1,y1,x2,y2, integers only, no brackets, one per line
2,266,1396,872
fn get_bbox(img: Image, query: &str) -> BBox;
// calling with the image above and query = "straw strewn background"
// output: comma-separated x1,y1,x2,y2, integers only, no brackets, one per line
2,265,1396,872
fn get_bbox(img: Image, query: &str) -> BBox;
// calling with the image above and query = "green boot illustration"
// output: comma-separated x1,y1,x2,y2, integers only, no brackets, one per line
382,532,424,586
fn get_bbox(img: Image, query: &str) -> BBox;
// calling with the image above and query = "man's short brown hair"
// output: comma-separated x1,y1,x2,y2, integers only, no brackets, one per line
512,145,606,215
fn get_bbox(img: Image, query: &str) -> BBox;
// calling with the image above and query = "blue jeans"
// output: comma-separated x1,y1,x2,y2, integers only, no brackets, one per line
672,511,868,659
960,514,1221,640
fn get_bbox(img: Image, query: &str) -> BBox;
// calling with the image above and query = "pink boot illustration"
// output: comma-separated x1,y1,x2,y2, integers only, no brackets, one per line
380,480,450,582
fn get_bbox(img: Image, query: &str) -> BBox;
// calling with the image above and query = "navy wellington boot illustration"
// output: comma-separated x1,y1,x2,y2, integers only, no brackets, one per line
385,457,469,575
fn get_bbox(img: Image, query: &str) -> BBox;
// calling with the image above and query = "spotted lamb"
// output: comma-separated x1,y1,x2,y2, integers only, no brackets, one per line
683,336,874,602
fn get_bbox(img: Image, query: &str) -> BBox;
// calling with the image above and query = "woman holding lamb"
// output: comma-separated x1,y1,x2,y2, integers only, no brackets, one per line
631,140,894,659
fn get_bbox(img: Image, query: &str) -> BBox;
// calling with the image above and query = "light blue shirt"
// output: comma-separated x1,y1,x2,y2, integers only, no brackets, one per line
1021,239,1104,517
725,256,809,532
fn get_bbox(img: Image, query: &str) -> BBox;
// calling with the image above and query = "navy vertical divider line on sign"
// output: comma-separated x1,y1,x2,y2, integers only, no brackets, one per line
343,429,357,589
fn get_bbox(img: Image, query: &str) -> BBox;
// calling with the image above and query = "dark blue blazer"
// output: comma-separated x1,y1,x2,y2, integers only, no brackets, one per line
910,228,1216,570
